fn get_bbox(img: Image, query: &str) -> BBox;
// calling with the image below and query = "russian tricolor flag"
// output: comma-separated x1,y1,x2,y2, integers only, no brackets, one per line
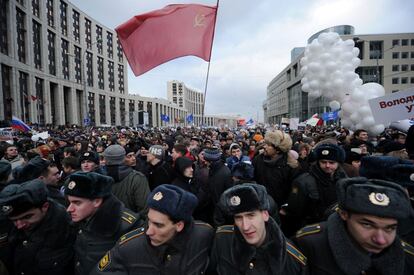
11,116,31,132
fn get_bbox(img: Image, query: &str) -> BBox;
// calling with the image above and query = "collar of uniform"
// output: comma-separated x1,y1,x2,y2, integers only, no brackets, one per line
232,217,286,273
82,195,122,236
327,213,405,274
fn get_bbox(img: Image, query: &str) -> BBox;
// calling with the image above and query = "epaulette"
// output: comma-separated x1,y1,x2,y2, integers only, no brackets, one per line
121,211,137,224
401,240,414,256
119,227,145,245
286,241,307,266
194,221,213,229
216,225,234,234
330,203,339,213
295,223,322,238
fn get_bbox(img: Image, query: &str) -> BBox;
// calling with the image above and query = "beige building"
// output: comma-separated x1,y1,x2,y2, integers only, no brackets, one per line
167,80,204,126
264,25,414,124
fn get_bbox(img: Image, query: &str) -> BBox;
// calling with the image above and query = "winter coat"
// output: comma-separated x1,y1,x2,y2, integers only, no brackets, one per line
286,163,347,232
210,217,308,274
107,165,150,214
253,153,302,206
1,155,24,170
73,195,143,275
141,161,175,191
6,200,75,275
89,221,214,274
294,213,414,275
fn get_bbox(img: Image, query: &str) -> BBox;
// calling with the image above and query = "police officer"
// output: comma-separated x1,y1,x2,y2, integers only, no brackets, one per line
64,172,142,275
285,143,347,234
90,184,214,274
0,179,75,275
294,177,414,275
210,183,308,274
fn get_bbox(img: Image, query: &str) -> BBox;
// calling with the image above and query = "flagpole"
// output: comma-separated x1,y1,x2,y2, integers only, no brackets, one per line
201,0,219,127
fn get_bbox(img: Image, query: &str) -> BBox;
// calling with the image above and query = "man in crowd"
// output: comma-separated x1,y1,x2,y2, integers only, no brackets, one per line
142,145,175,191
1,144,24,169
80,151,105,174
103,144,150,214
64,172,142,275
253,130,301,207
294,177,414,274
285,143,347,233
90,184,214,274
210,183,307,274
0,179,75,275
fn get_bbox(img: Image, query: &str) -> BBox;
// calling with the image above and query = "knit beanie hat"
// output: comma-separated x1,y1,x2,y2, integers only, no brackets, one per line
103,145,126,166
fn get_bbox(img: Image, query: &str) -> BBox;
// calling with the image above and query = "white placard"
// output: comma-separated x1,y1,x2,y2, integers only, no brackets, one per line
368,88,414,124
289,118,299,130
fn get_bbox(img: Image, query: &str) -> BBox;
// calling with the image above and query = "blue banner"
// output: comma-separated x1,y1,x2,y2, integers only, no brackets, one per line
322,111,339,121
186,114,193,123
161,114,169,122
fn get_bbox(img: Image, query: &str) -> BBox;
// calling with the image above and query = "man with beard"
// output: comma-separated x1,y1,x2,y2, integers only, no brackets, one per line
294,178,414,274
285,144,347,234
0,179,75,275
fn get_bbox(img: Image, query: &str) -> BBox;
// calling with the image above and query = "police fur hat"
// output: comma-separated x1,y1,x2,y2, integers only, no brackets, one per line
264,130,292,153
0,179,48,216
220,183,270,216
79,151,99,164
313,143,345,163
337,177,412,219
147,184,198,222
64,172,114,199
360,156,414,188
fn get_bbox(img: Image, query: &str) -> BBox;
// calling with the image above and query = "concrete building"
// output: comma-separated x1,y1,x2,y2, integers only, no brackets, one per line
264,25,414,124
167,80,204,126
0,0,240,128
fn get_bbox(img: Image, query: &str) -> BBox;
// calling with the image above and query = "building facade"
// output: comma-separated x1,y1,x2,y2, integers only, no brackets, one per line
167,80,204,126
0,0,242,128
264,25,414,125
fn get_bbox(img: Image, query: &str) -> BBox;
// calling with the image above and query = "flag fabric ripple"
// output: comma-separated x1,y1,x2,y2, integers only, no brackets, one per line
116,4,217,76
11,116,31,132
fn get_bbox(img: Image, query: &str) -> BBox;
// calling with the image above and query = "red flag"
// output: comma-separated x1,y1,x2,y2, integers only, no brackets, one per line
116,4,217,76
31,95,38,101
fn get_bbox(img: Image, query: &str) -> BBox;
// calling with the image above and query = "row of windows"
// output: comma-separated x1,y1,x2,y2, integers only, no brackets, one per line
392,52,414,59
392,39,414,46
392,77,414,84
392,64,414,72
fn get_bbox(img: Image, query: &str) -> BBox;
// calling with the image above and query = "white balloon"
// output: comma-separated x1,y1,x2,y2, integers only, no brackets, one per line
358,105,372,116
362,116,376,127
341,118,352,128
351,57,361,68
350,112,360,123
352,47,360,57
309,80,320,90
369,124,385,135
341,101,353,113
302,83,311,92
329,100,341,111
351,89,364,101
300,56,308,66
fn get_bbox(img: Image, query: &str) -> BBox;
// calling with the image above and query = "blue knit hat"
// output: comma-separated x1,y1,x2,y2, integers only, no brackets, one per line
147,184,198,222
203,147,222,161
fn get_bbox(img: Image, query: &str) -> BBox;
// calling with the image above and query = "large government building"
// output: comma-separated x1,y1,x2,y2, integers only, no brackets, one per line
0,0,238,128
263,25,414,124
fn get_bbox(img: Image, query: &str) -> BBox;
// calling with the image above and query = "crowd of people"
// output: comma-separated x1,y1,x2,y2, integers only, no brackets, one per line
0,123,413,274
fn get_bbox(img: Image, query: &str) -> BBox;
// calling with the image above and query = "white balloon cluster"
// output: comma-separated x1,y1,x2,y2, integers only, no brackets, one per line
300,32,386,135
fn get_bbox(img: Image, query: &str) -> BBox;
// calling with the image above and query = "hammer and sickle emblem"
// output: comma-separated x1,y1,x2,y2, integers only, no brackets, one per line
194,14,206,27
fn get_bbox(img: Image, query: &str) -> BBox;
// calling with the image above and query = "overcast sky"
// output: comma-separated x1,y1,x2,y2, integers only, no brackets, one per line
70,0,413,121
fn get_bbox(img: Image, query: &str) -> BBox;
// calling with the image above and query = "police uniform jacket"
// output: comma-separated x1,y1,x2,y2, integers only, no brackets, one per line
286,163,346,232
210,217,308,275
89,220,214,275
294,213,414,275
74,195,142,275
7,199,75,275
